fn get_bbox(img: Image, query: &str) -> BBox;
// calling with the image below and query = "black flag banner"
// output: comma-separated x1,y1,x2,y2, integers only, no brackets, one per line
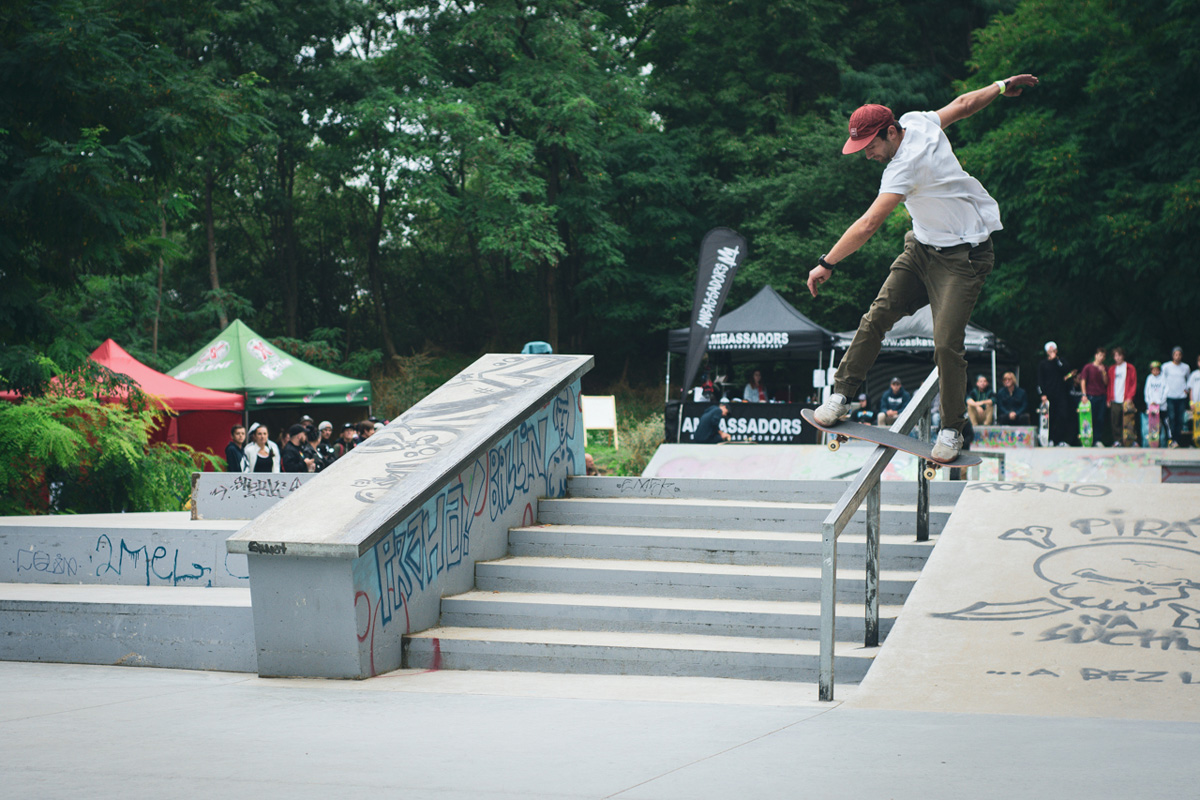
681,227,748,398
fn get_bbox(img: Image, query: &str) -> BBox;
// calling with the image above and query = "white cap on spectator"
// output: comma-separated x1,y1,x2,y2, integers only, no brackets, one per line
1044,341,1057,353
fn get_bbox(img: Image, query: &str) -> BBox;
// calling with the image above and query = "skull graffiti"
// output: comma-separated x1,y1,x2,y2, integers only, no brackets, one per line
1033,541,1200,613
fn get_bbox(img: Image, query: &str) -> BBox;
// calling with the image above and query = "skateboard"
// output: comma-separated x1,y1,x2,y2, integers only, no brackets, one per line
1147,403,1162,448
1037,400,1050,447
1193,402,1200,446
1122,401,1138,447
801,409,982,481
1077,396,1093,447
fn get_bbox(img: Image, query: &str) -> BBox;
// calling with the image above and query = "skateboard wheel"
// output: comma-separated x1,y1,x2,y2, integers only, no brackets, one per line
923,466,937,481
828,440,840,452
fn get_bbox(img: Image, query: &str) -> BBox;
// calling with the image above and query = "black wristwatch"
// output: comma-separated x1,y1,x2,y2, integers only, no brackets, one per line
818,254,835,270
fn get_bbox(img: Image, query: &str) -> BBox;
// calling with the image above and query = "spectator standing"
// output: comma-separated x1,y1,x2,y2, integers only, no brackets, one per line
1077,347,1109,445
356,420,374,442
1107,347,1138,447
996,372,1029,425
1162,347,1190,448
225,425,248,472
850,394,875,424
743,370,768,403
337,423,358,458
314,421,338,469
1188,353,1200,445
877,378,911,427
694,402,731,443
1037,341,1076,446
281,424,316,472
966,374,995,426
1145,361,1168,446
244,423,280,473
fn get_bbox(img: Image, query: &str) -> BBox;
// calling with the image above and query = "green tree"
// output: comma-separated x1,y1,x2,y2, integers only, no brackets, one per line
959,0,1200,368
0,364,214,515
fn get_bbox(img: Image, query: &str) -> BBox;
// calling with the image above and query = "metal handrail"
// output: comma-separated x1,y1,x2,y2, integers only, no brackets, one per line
817,368,940,702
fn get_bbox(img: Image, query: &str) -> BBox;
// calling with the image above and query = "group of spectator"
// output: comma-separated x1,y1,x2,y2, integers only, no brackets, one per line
1036,343,1200,447
224,415,387,473
835,342,1200,450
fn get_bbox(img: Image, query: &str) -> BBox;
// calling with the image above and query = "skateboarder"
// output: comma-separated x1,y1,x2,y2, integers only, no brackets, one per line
808,72,1039,463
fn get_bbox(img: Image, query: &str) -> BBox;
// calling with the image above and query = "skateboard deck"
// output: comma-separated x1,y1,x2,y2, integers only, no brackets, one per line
1037,400,1050,447
1122,401,1138,447
801,409,982,480
1077,396,1093,447
1147,403,1162,448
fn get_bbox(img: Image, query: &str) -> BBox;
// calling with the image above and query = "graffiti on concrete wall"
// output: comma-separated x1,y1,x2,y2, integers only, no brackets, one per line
350,356,580,504
350,383,581,673
935,492,1200,654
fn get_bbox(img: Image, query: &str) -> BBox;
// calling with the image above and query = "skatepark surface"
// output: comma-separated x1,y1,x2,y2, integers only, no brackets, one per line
3,450,1199,798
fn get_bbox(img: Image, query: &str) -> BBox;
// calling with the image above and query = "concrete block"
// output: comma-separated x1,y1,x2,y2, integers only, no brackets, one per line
0,512,248,588
0,584,254,672
228,354,593,678
191,472,317,520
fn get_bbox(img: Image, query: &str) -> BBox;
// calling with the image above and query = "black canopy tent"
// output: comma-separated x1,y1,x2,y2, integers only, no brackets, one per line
667,285,836,401
668,284,834,361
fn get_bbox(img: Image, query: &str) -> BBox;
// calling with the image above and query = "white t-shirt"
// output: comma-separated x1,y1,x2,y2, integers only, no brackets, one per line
1111,364,1126,402
1187,368,1200,402
1161,361,1189,399
879,111,1003,248
1144,373,1167,406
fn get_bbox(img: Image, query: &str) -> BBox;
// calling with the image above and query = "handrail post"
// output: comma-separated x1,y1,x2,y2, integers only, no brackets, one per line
819,520,837,701
864,481,880,648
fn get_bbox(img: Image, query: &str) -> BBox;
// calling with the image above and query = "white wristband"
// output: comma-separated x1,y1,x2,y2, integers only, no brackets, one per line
994,79,1007,95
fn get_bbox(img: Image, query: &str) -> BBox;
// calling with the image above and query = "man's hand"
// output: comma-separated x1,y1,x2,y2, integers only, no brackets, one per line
807,265,832,298
1001,74,1039,96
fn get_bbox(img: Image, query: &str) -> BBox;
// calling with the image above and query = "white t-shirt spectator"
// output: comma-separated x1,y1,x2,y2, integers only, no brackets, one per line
1144,373,1168,406
879,111,1003,248
1162,361,1190,399
1110,364,1126,402
1187,368,1200,403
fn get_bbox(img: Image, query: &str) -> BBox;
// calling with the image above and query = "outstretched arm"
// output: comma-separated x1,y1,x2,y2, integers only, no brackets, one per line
937,74,1039,128
807,192,904,298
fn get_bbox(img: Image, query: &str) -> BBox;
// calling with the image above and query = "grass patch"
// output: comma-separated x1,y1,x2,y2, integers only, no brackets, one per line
586,380,666,477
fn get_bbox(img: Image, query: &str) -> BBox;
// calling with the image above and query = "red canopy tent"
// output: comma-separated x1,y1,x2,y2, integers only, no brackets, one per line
1,341,246,464
87,340,245,461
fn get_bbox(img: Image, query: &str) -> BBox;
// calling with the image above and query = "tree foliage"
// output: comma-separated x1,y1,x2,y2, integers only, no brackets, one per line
1,0,1195,513
958,0,1200,368
0,365,216,515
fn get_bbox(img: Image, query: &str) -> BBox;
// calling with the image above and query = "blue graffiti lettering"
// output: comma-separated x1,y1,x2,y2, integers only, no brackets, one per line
94,534,213,587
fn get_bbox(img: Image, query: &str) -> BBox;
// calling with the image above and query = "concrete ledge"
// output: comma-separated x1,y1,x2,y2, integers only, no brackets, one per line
191,472,317,520
225,354,593,678
0,512,249,588
0,583,254,672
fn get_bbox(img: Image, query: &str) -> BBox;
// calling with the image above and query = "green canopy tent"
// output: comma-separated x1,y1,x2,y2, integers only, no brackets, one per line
168,320,371,416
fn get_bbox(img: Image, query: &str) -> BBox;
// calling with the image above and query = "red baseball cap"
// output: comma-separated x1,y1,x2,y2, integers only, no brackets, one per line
842,104,896,154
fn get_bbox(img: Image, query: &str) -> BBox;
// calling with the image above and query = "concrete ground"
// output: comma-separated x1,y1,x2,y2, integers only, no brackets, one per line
1,661,1194,800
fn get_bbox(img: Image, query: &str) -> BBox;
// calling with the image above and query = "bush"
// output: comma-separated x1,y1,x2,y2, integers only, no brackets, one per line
0,366,217,515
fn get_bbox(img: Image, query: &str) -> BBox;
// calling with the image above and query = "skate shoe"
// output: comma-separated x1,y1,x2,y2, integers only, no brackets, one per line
813,393,851,427
930,427,964,463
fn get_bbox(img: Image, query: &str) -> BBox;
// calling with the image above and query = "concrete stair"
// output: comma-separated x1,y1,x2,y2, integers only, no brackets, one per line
404,477,961,683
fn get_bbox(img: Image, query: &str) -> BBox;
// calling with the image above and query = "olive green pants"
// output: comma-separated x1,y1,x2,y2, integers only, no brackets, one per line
834,231,994,434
